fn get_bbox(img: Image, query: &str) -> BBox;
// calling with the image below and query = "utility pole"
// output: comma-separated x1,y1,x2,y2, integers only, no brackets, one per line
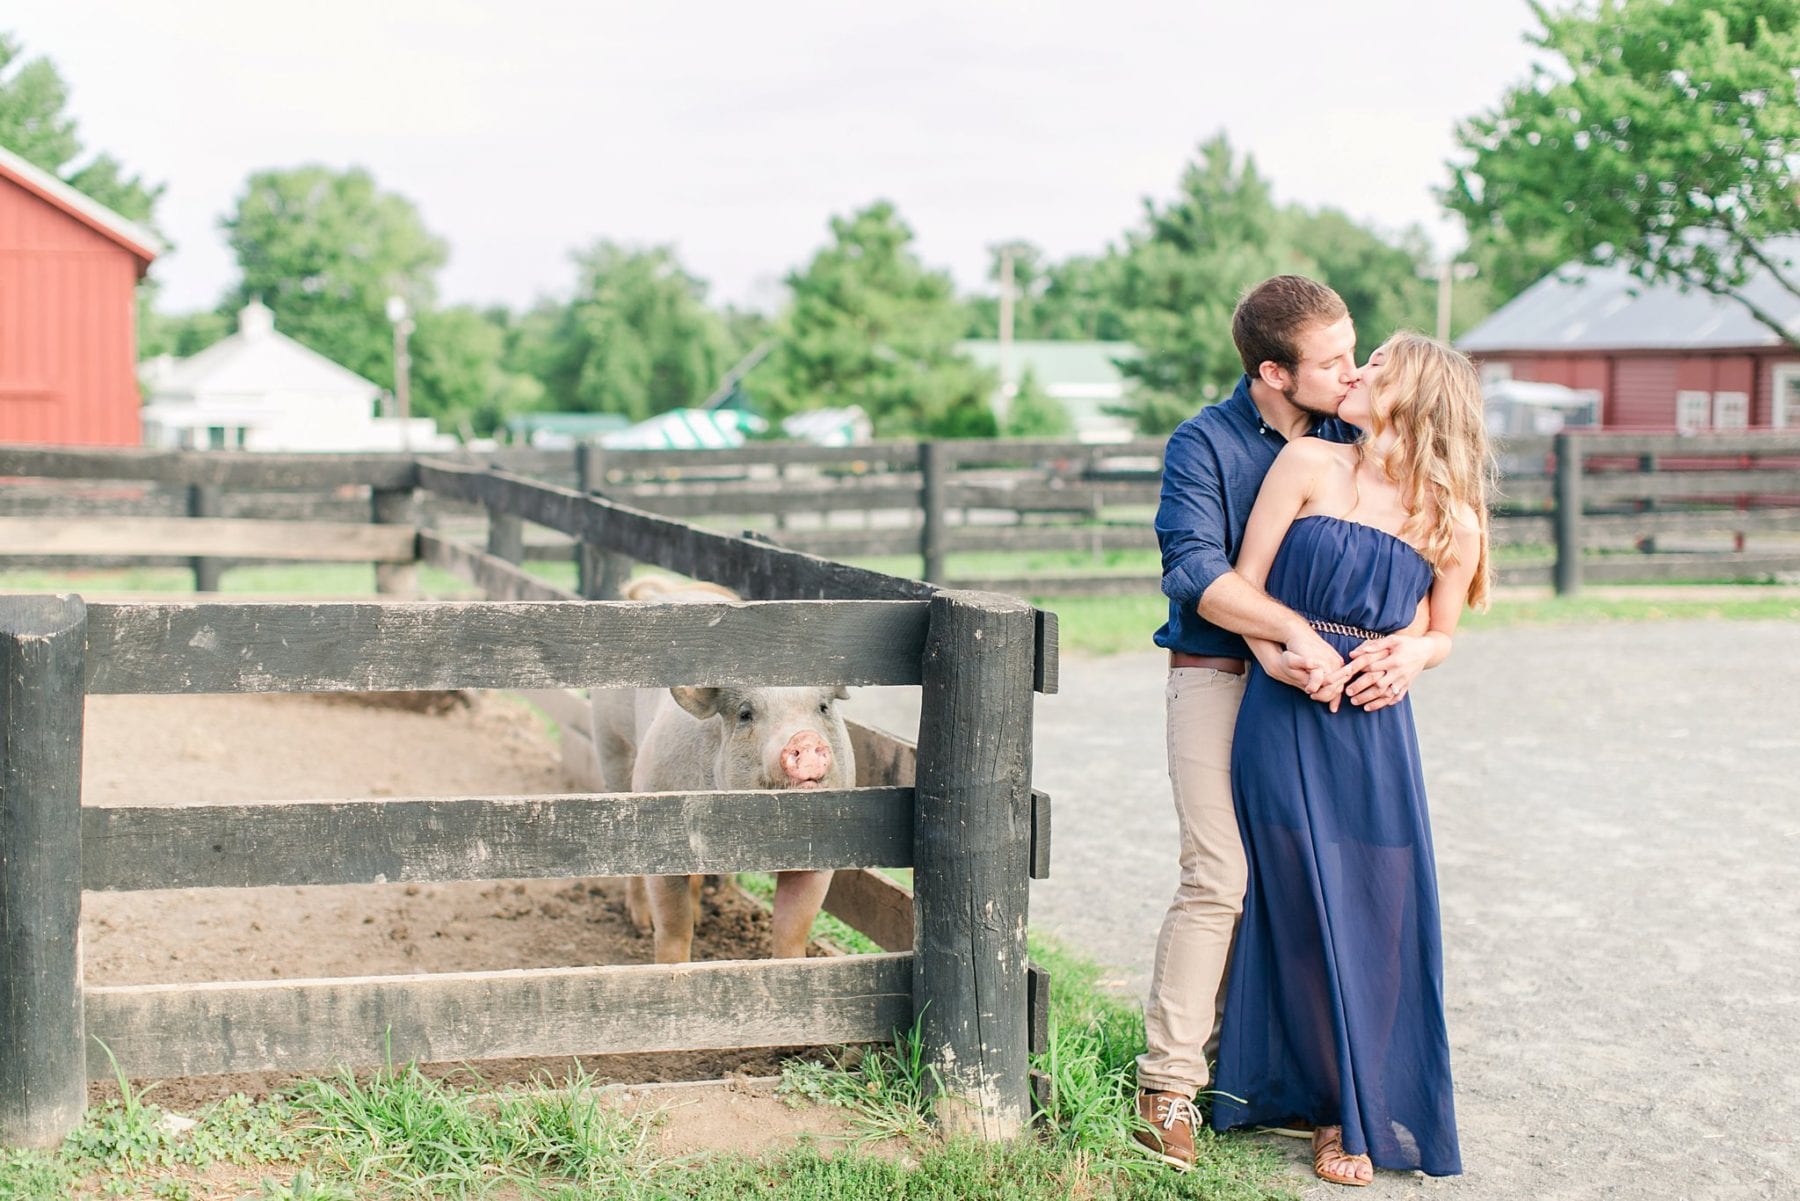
999,244,1016,407
386,296,415,449
1433,260,1479,343
995,241,1030,423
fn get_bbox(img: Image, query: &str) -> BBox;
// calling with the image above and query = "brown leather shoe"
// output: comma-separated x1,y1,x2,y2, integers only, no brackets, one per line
1131,1089,1199,1171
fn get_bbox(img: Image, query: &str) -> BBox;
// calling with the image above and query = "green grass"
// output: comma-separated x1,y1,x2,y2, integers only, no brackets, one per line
1459,588,1800,627
1027,586,1800,657
9,553,1793,665
0,562,482,597
735,871,887,956
778,1016,938,1144
0,939,1296,1201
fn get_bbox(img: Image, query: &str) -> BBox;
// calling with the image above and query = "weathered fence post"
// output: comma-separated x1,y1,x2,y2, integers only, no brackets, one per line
486,459,526,565
1632,451,1660,554
912,589,1035,1139
187,483,222,592
575,442,632,600
372,485,418,596
0,594,88,1148
1553,432,1583,596
920,441,948,584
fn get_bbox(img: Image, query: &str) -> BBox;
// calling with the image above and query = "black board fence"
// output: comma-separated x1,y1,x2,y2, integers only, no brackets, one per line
1537,430,1800,594
0,446,1059,1148
10,435,1798,597
441,433,1800,595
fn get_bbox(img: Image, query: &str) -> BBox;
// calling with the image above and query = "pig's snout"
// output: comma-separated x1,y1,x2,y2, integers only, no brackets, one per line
780,730,832,788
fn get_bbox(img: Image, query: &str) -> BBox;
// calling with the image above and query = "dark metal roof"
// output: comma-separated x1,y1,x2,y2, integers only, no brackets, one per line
1457,239,1800,354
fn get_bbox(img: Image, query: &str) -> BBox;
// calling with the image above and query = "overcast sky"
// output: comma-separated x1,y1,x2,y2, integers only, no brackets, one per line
10,0,1543,315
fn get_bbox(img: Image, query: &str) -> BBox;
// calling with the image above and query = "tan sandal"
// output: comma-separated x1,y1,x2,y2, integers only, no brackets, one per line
1312,1125,1373,1187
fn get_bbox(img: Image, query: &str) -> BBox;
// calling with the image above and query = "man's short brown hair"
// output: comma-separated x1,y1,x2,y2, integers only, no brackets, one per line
1231,275,1349,377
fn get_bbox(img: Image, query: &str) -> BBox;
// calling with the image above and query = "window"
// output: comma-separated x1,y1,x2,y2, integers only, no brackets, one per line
1774,365,1800,429
1675,390,1711,431
1712,391,1749,430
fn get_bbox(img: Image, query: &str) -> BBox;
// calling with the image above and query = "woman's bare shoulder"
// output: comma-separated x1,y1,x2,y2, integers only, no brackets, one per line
1448,500,1484,543
1278,436,1355,469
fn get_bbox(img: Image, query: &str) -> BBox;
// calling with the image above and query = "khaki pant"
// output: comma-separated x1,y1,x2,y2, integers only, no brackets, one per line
1135,665,1249,1096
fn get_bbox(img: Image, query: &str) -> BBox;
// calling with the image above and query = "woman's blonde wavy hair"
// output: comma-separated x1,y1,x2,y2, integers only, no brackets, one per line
1362,331,1495,610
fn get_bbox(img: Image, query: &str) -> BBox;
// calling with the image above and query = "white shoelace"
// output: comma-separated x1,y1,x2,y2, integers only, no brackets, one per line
1154,1095,1200,1131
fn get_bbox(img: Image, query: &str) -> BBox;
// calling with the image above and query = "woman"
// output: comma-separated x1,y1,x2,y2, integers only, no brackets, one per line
1209,332,1491,1186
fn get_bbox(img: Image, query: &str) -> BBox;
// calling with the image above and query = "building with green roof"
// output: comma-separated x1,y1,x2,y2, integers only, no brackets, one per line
957,340,1140,443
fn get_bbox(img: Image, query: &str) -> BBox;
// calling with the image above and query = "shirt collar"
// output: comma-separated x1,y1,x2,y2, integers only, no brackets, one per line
1221,373,1337,441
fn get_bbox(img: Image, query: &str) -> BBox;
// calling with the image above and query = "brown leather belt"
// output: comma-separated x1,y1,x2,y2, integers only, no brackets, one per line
1169,652,1246,675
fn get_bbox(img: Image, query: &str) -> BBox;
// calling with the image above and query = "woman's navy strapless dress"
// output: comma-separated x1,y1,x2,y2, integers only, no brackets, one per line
1211,514,1461,1177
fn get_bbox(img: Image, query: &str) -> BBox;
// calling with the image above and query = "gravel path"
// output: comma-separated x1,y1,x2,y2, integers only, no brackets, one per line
846,618,1800,1200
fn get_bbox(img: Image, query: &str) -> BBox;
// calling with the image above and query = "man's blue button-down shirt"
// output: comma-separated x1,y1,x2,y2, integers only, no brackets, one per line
1153,374,1358,660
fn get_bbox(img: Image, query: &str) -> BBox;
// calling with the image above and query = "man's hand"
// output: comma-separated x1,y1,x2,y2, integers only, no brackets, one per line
1344,634,1434,712
1255,626,1354,711
1259,648,1330,693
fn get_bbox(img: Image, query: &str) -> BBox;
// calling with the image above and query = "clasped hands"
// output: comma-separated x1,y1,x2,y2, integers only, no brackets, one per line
1269,632,1431,713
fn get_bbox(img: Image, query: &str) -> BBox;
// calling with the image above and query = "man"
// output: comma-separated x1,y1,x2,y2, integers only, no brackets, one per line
1131,275,1434,1170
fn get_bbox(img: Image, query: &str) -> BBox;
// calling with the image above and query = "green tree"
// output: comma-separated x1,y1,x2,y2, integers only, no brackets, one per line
1002,368,1074,437
526,242,736,420
219,165,449,387
964,242,1049,339
3,32,170,363
139,309,231,359
0,32,161,224
1284,209,1441,353
963,243,1133,342
1034,252,1133,341
1446,0,1800,342
761,201,997,438
410,306,544,439
1112,134,1301,434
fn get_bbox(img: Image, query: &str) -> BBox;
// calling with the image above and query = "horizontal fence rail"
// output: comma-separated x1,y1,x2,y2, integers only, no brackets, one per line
83,787,915,891
416,460,935,602
418,532,583,602
0,445,417,489
0,516,415,562
1545,431,1800,594
83,599,933,693
9,432,1797,597
84,954,915,1080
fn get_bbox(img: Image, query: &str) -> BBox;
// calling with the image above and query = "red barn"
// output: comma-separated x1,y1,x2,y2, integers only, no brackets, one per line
1458,243,1800,432
0,142,160,446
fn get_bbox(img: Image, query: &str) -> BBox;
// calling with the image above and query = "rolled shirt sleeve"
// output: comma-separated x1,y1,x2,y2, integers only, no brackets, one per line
1155,422,1233,607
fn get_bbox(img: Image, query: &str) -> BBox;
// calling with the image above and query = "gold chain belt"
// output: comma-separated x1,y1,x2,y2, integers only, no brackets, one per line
1307,617,1385,641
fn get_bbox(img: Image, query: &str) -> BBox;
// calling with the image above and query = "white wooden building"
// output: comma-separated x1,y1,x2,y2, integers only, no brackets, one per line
140,302,453,452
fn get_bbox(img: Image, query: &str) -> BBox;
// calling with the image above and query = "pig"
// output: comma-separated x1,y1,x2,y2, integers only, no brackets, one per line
589,577,856,963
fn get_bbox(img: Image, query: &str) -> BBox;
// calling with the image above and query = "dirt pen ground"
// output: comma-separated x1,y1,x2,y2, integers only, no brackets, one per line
82,612,1799,1198
80,690,865,1157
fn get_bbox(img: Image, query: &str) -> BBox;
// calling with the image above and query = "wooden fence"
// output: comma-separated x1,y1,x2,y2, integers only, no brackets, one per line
0,446,1058,1149
5,433,1800,597
442,434,1800,595
1526,431,1800,593
572,432,1799,594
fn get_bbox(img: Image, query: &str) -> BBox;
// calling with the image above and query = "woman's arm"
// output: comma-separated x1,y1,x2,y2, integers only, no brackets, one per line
1348,518,1482,712
1418,521,1483,666
1234,442,1353,700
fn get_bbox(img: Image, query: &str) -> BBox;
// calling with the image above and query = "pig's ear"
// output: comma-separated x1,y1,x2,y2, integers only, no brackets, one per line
671,686,722,718
831,685,850,700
